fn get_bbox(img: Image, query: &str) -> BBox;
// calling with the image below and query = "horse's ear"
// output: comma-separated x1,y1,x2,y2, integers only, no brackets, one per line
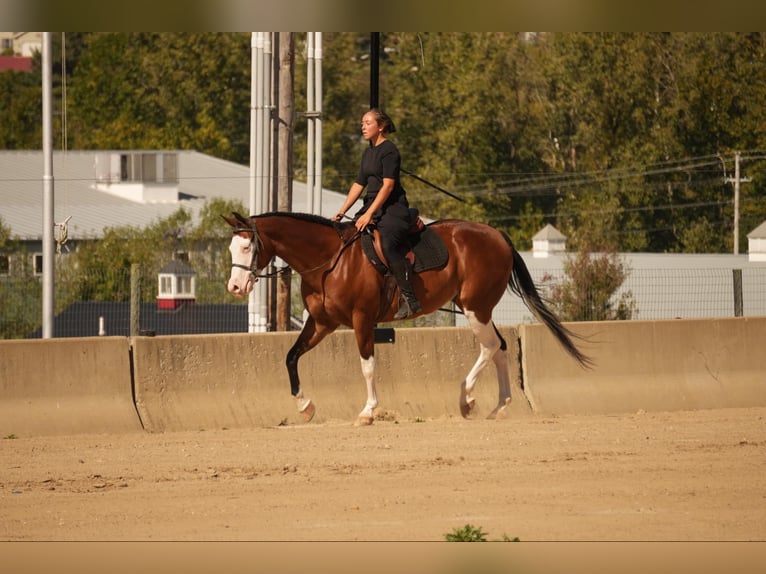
221,214,237,228
233,212,250,226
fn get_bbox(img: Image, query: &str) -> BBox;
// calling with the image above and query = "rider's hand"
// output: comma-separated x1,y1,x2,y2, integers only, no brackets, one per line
355,213,372,231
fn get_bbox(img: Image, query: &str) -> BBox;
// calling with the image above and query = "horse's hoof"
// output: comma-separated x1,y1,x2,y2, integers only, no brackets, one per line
299,400,316,423
460,396,477,419
354,415,374,427
488,397,512,420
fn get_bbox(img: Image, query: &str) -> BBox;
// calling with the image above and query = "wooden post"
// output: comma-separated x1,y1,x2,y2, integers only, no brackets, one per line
733,269,743,317
130,263,141,336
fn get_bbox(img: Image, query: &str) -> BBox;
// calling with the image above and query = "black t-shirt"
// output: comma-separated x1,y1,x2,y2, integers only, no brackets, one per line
355,139,407,207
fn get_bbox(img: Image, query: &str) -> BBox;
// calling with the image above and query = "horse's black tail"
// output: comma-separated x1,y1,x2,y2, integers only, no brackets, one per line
503,233,593,369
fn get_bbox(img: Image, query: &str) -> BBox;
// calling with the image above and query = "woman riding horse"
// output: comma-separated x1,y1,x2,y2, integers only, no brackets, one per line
333,108,421,320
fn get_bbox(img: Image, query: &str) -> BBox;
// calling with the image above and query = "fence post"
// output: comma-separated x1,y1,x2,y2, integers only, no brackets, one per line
733,269,743,317
130,264,141,336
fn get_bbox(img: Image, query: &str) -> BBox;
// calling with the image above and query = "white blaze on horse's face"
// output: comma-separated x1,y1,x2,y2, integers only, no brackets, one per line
227,234,255,296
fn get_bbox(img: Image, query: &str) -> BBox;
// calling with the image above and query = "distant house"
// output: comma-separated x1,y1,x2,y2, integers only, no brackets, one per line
157,260,197,310
0,32,41,58
0,149,350,278
532,223,566,258
747,220,766,262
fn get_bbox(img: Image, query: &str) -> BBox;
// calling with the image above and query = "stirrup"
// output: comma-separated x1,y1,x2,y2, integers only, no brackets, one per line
394,297,421,320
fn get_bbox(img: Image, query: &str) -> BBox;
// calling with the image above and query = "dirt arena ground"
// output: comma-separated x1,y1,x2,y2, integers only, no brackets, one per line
2,406,765,542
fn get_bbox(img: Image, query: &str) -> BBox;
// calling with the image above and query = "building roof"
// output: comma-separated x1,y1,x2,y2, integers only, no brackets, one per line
27,301,249,338
532,223,566,241
0,55,33,72
747,220,766,239
159,260,195,275
0,150,349,241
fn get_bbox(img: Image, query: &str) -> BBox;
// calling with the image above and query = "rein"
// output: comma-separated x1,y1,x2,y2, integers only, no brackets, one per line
231,222,362,281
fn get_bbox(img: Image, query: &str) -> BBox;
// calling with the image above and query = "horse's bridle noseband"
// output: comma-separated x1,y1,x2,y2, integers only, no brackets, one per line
230,223,262,281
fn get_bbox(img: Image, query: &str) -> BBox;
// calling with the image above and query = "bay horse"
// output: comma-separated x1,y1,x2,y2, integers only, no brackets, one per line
224,211,590,426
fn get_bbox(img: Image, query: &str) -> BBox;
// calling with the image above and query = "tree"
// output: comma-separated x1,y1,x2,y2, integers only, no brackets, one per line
0,68,42,148
543,242,637,322
2,33,765,255
59,199,246,307
0,217,41,338
67,33,251,163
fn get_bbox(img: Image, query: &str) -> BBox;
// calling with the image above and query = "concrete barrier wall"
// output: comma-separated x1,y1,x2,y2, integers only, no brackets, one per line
0,337,143,437
519,316,766,415
131,326,524,432
3,318,764,436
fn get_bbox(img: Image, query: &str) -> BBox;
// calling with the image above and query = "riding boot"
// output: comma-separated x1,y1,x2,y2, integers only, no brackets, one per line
391,259,422,319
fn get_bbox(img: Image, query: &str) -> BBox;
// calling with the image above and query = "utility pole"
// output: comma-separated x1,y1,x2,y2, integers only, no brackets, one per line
725,152,752,255
42,32,54,338
370,33,380,109
276,32,295,331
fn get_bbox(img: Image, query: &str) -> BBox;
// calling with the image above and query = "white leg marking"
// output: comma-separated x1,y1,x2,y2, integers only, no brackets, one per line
489,344,513,419
460,310,503,417
463,310,502,395
357,355,378,423
294,390,316,422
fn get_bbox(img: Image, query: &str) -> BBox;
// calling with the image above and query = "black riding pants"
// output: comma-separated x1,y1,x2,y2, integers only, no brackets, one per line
376,202,411,264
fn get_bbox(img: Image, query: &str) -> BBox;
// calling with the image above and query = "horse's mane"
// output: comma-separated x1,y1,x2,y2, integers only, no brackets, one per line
254,211,336,228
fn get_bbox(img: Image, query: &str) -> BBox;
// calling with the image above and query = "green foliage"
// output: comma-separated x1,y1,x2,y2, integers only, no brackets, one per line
67,33,251,163
56,199,246,307
445,524,489,542
0,217,41,338
0,275,42,339
544,244,637,322
0,69,42,148
445,524,519,542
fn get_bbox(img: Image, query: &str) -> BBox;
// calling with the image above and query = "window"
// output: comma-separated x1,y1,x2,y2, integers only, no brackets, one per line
176,275,192,295
141,153,157,182
159,275,173,295
0,254,9,275
162,153,178,183
118,152,178,184
33,253,43,275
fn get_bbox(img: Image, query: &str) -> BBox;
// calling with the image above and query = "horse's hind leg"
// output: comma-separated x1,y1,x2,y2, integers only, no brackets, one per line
460,310,504,418
488,336,513,420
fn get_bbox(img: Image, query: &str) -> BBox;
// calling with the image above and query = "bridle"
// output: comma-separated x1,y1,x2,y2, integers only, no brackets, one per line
230,218,363,282
230,223,284,283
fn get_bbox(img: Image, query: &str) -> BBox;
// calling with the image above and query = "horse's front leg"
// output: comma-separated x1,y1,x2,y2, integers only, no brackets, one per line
286,314,336,422
353,321,377,426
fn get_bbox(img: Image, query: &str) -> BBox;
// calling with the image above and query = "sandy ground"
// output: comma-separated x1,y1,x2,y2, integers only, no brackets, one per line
2,406,765,542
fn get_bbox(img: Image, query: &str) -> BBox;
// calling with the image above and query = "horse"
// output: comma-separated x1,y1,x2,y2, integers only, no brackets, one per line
224,211,591,426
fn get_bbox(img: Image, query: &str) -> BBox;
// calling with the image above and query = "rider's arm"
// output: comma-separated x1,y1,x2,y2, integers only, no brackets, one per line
334,182,365,221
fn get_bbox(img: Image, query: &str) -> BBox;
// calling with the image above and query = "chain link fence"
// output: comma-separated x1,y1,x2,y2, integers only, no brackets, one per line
2,265,765,339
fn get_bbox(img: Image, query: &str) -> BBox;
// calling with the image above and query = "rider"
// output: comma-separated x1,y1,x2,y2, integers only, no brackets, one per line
333,108,422,319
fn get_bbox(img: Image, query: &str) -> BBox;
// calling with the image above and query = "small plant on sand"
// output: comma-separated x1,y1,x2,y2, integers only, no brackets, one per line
445,523,520,542
445,524,488,541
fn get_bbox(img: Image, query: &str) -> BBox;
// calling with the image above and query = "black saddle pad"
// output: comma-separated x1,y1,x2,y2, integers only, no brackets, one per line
361,226,448,275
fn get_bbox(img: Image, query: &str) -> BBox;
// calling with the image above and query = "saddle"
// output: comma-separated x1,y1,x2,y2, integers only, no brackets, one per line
360,208,449,276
